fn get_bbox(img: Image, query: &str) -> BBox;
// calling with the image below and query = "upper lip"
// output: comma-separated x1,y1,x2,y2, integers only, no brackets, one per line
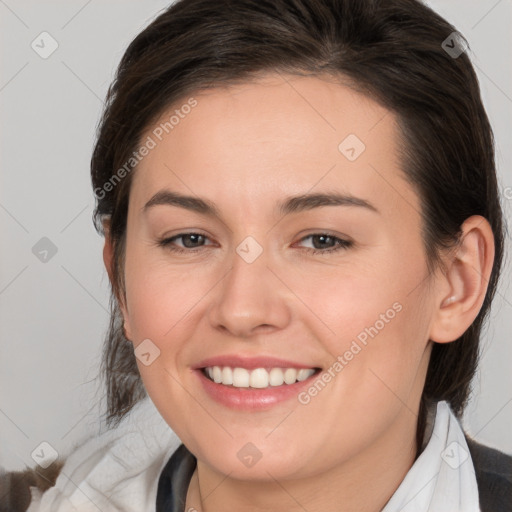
193,355,320,370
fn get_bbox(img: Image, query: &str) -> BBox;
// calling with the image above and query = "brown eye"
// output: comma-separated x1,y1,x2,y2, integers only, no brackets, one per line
176,233,207,248
296,233,353,254
158,232,213,253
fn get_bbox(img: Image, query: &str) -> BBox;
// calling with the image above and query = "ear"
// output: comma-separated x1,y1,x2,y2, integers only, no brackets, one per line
102,218,115,285
102,218,133,341
429,215,495,343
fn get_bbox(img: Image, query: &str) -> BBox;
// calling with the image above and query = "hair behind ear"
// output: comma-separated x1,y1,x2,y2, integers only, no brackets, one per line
99,297,147,428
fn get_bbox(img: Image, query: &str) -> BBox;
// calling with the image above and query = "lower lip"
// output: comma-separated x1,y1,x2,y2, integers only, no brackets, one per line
194,369,320,411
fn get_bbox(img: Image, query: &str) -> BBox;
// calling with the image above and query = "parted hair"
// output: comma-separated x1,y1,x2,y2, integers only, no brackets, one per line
90,0,505,452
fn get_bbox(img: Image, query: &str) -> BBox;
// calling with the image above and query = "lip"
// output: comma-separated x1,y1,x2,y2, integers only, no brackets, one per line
193,355,319,371
192,355,321,411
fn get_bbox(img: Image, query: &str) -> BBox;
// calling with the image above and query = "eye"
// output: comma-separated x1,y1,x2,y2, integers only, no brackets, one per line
157,232,214,253
295,233,353,254
157,231,353,255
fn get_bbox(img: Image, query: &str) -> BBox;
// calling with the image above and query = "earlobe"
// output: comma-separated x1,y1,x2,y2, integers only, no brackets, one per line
429,215,495,344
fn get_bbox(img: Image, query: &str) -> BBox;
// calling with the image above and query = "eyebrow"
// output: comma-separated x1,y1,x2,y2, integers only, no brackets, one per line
278,192,378,216
142,190,379,217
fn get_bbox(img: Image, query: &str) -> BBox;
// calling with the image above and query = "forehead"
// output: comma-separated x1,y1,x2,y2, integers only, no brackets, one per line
130,73,419,221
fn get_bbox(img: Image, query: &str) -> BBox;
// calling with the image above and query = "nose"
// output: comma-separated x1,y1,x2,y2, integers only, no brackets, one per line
207,242,292,338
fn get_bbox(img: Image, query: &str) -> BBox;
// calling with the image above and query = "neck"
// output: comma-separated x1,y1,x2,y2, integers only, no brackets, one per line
185,408,418,512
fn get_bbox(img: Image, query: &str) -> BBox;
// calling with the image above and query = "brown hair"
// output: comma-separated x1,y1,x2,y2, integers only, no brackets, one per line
90,0,505,451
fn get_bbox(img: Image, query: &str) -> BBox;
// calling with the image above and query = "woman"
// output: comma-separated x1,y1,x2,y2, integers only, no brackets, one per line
3,0,511,510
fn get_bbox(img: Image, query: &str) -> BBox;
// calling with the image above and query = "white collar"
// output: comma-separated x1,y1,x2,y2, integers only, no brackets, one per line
382,401,480,512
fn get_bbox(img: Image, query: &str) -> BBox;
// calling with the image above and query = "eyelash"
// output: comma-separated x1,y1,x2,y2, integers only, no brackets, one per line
157,232,353,255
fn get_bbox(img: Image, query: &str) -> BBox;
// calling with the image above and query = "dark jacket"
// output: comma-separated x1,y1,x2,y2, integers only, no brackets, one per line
465,436,512,511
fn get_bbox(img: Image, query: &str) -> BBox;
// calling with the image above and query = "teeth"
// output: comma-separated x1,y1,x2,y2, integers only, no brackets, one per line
233,367,250,387
250,368,269,388
269,368,284,386
297,368,313,381
222,366,233,385
204,366,316,388
212,366,222,383
283,368,297,384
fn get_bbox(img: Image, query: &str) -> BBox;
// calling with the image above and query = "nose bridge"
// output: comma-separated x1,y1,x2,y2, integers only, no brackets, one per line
207,234,291,337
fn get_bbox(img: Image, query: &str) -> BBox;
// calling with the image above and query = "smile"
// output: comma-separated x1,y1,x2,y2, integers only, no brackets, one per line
203,366,317,388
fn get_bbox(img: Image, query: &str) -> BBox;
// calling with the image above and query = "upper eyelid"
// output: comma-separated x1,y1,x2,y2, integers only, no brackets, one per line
163,231,350,247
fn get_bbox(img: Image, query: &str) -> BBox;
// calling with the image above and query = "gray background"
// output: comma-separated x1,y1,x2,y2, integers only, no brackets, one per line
0,0,511,471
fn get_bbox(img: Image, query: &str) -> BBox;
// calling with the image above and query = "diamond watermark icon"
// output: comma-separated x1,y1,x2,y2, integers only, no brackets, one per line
338,134,366,161
441,441,469,469
237,442,263,468
32,237,58,263
236,236,263,264
31,32,59,59
441,32,468,59
134,338,161,366
31,441,58,469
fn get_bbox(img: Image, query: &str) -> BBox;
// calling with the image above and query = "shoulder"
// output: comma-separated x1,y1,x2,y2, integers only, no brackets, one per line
1,397,182,512
465,435,512,512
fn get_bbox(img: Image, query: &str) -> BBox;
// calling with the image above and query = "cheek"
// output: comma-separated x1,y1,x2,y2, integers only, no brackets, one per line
123,245,210,343
296,246,431,394
286,250,424,347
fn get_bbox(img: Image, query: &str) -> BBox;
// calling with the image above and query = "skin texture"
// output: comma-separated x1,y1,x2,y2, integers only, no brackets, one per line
103,73,495,512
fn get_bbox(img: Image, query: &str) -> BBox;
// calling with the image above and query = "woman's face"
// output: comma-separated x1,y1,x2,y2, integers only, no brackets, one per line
119,73,438,480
